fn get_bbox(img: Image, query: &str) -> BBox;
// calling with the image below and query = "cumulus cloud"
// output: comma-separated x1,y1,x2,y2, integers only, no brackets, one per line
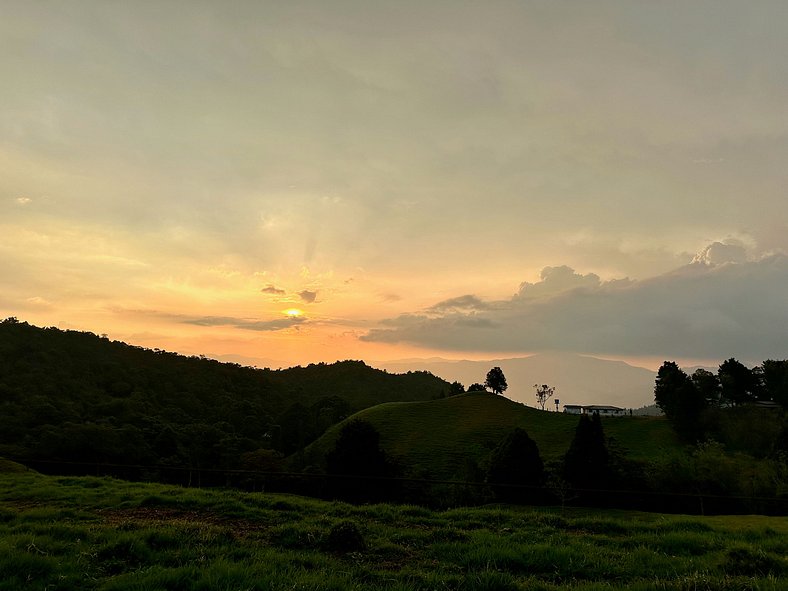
363,251,788,359
515,266,604,299
298,290,317,303
261,284,286,295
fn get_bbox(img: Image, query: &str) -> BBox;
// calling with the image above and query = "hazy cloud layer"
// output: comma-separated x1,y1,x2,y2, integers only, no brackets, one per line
364,252,788,360
2,2,787,365
182,315,305,332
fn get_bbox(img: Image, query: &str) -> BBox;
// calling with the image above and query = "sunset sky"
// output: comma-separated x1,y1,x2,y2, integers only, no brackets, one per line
2,1,787,370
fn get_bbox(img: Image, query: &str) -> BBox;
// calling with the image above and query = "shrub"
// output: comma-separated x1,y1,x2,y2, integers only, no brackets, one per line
325,520,365,553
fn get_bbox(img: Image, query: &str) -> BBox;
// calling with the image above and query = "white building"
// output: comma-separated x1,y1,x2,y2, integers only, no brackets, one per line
563,404,627,416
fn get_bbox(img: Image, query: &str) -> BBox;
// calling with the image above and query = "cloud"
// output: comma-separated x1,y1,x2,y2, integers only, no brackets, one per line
261,284,286,295
691,240,748,266
25,296,51,307
515,266,603,299
15,197,32,206
426,295,494,314
298,290,317,303
363,250,788,360
181,315,305,332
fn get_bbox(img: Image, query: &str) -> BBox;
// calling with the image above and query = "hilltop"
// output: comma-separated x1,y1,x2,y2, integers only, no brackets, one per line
301,391,680,480
376,352,657,409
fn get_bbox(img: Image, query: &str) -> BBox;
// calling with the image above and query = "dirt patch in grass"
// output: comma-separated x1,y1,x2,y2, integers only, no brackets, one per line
95,507,270,538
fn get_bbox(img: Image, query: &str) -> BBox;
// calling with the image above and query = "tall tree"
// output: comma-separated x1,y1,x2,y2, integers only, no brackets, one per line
654,361,706,441
487,427,544,503
485,367,508,395
563,413,609,491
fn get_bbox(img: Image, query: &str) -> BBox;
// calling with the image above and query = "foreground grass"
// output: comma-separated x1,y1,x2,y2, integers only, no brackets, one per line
1,472,786,590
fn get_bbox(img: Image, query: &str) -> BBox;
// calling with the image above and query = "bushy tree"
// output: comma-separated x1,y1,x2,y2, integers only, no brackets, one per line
654,361,706,441
325,420,397,502
449,381,465,396
718,358,759,406
487,427,544,503
485,367,507,395
759,360,788,409
468,383,486,392
563,413,610,491
691,369,720,405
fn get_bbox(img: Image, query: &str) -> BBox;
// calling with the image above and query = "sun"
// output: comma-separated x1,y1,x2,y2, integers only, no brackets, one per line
283,308,303,318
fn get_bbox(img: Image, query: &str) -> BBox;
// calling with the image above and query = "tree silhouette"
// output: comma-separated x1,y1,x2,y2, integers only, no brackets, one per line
534,383,555,410
654,361,706,441
718,358,759,405
325,420,397,502
485,367,508,395
487,427,544,503
449,381,465,396
563,413,610,492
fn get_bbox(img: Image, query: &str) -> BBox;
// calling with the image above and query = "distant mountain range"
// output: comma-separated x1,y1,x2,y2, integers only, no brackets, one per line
374,353,658,410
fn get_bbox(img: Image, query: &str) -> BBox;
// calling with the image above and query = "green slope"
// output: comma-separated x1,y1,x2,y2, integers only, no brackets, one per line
302,392,681,478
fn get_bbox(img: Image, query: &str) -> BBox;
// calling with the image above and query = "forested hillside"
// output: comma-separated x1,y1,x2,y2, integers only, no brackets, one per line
0,318,449,472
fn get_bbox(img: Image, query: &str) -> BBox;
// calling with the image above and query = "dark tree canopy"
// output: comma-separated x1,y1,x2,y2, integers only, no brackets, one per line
485,367,508,395
563,413,610,491
449,381,465,396
487,427,544,502
325,420,398,502
760,360,788,409
691,369,720,406
467,383,487,392
654,361,706,441
718,358,760,406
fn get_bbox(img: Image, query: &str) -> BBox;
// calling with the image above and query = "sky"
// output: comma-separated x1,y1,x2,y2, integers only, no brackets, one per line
2,1,787,371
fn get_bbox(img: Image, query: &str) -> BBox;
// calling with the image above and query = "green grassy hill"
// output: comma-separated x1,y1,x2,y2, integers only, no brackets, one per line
301,392,681,478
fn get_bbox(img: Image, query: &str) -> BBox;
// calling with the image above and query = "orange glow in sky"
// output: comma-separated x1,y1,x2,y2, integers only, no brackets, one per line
2,3,787,371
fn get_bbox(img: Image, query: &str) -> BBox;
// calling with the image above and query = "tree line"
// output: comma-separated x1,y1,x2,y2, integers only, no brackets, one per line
0,318,450,473
655,357,788,453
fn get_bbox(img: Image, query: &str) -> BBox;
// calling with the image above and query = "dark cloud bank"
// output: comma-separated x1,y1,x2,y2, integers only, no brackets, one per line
362,254,788,360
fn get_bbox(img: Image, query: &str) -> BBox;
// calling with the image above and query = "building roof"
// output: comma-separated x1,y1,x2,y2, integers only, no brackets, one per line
581,405,624,411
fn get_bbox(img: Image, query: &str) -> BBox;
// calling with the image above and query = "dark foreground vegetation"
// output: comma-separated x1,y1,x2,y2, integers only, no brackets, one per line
1,318,787,515
1,470,786,591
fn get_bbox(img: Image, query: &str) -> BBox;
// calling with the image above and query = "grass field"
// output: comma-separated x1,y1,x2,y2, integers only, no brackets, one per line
1,471,786,590
301,392,682,478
